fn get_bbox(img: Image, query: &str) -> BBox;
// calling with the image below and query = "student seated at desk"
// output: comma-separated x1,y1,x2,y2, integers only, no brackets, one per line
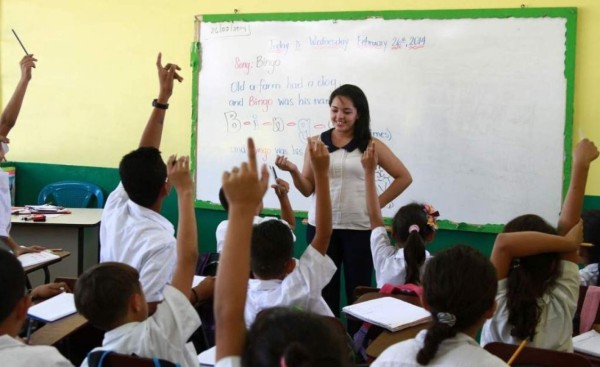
100,53,213,313
0,55,46,256
0,250,73,366
215,176,296,253
214,138,350,367
76,155,203,367
372,245,506,367
243,137,336,328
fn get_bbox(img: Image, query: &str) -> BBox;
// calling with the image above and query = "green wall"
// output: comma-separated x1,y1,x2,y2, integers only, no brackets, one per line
9,161,600,259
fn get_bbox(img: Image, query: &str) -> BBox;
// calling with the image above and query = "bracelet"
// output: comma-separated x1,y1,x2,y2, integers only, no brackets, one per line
191,287,199,304
152,99,169,110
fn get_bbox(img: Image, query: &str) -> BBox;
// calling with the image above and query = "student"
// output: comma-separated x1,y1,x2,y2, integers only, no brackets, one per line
214,137,350,367
243,137,336,328
0,55,45,256
76,155,203,367
579,210,600,286
481,138,598,351
215,176,296,253
362,141,438,287
0,250,73,366
372,245,506,366
100,53,212,312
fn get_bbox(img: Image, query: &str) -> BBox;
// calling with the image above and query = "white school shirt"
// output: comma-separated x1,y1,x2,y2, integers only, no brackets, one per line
215,356,242,367
244,245,336,328
308,148,370,230
580,263,599,286
100,183,176,302
0,170,11,238
0,334,73,367
371,226,432,288
481,260,579,352
215,216,296,253
372,330,507,367
81,285,201,367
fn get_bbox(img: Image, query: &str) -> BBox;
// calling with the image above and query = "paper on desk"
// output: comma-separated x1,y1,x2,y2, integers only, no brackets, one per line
342,296,431,332
573,329,600,357
18,251,60,268
28,292,77,323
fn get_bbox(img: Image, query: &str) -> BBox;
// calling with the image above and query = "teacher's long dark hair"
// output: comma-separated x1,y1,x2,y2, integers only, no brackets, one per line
329,84,371,152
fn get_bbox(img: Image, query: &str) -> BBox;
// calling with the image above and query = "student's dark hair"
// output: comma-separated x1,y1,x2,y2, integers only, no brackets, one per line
329,84,371,152
392,203,435,285
251,220,294,278
242,307,350,367
416,244,497,365
218,187,229,212
119,147,167,208
0,250,27,323
74,262,142,330
502,214,560,341
582,210,600,285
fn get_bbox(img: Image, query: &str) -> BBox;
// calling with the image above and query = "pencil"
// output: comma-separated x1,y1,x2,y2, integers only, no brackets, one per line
11,29,30,55
507,339,527,365
271,166,278,180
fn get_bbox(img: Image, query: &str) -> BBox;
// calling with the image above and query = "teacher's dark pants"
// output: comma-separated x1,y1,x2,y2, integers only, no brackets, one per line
307,225,373,318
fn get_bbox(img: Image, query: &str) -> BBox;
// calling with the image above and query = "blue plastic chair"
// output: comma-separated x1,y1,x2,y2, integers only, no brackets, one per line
37,181,105,208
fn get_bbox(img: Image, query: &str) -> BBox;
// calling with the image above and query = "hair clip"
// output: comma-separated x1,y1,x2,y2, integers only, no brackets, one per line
423,204,440,230
436,312,456,327
408,224,420,233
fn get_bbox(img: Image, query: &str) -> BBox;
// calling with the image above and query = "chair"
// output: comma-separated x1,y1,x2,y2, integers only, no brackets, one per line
483,342,592,367
37,181,104,208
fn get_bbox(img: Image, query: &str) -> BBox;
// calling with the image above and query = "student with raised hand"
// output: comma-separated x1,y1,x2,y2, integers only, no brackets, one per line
243,137,336,327
76,155,202,367
362,141,438,287
276,85,412,316
0,250,73,366
215,138,349,367
215,176,296,253
481,138,599,351
100,53,212,313
0,55,46,256
372,245,506,367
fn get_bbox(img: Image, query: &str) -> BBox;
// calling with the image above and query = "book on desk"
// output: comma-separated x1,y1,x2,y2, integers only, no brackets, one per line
343,296,431,332
574,329,600,358
28,292,77,323
18,250,60,268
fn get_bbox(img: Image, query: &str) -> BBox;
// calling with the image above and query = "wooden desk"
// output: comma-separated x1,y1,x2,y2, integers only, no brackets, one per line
29,313,88,346
23,250,70,284
12,209,102,283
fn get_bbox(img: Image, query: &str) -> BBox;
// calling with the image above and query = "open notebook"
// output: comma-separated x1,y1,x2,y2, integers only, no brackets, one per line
573,329,600,357
18,251,60,268
343,296,431,332
28,292,77,323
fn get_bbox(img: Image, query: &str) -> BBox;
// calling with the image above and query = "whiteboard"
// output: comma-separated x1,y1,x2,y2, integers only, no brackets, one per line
193,9,577,231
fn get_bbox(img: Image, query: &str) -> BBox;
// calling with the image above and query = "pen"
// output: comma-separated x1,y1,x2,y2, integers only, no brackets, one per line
271,166,278,180
11,29,30,55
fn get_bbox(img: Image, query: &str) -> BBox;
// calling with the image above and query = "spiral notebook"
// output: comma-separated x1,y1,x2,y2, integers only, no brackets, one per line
343,296,431,332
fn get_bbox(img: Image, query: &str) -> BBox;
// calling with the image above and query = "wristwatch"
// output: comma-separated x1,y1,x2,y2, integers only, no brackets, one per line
152,99,169,110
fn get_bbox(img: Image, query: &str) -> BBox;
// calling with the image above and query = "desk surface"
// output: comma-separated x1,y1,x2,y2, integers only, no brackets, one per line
29,313,88,346
12,208,102,227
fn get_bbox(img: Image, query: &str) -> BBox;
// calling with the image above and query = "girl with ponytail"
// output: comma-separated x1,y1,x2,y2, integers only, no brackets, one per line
362,142,439,287
372,245,505,366
481,139,598,351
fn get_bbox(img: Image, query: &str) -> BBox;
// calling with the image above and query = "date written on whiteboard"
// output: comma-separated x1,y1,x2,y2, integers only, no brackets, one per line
391,36,426,50
208,23,251,37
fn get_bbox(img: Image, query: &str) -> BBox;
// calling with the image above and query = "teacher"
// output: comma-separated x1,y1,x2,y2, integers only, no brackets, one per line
276,84,412,316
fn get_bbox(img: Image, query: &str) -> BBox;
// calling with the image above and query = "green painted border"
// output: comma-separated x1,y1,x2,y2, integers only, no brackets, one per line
190,41,200,187
191,7,578,234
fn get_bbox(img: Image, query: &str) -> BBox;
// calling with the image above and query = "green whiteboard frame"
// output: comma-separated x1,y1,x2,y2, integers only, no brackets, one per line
190,7,577,234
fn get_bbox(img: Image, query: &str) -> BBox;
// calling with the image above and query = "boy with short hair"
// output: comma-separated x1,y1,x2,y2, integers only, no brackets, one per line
0,250,73,366
243,138,335,327
76,155,201,367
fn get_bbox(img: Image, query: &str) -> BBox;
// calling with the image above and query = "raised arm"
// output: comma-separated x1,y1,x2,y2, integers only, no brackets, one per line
165,155,198,296
362,141,384,229
308,139,332,255
374,138,412,208
139,53,183,149
0,55,37,139
272,178,296,231
557,139,599,236
275,141,315,196
215,138,269,360
491,221,583,280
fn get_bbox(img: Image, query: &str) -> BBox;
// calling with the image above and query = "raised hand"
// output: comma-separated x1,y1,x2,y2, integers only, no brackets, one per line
271,178,290,198
361,140,378,173
156,52,183,101
574,138,599,168
275,155,298,173
167,155,193,194
20,54,37,82
309,138,330,174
